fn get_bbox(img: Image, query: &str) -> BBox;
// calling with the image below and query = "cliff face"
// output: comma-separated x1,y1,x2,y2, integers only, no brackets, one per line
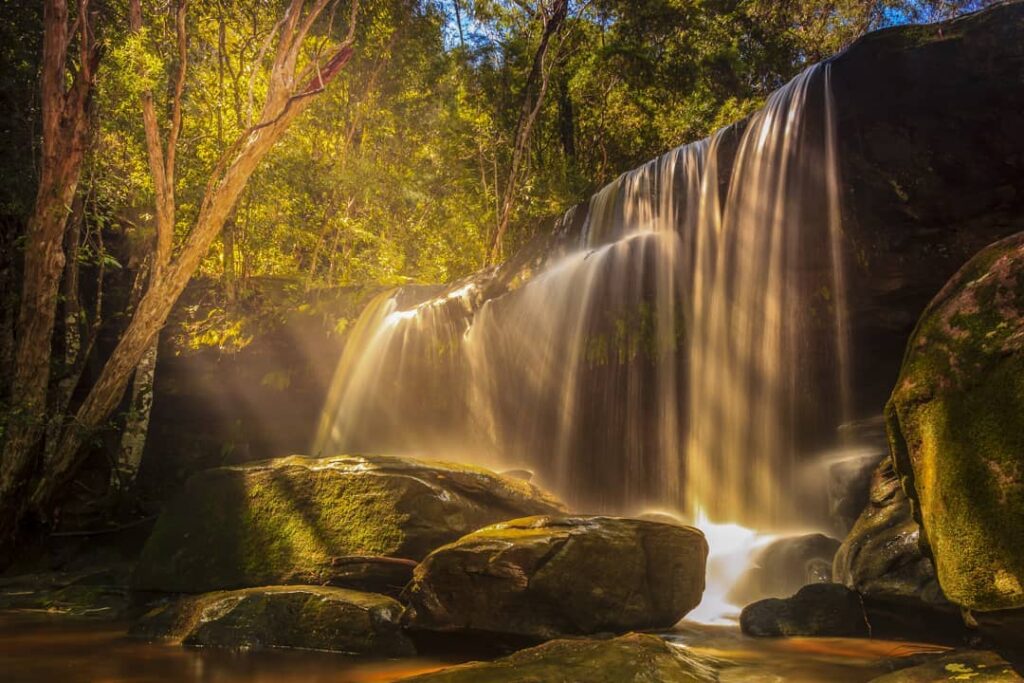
830,2,1024,417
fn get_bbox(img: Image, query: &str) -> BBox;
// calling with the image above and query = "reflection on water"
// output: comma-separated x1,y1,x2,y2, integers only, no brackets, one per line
2,611,952,683
674,623,950,683
0,612,450,683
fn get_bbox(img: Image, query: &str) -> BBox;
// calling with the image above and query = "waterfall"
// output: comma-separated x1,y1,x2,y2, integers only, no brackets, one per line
314,63,851,528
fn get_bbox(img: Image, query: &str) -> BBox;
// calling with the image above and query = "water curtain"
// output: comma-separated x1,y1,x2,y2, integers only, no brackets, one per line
315,63,850,528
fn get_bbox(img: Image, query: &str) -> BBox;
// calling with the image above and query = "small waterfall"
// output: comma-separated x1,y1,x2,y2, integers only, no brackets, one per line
314,63,851,528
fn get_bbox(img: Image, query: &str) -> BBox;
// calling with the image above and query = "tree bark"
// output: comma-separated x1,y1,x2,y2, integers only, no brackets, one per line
30,0,362,519
43,192,86,465
0,0,98,547
109,0,188,498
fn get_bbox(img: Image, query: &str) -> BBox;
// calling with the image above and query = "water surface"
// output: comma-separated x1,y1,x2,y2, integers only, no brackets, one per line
1,611,950,683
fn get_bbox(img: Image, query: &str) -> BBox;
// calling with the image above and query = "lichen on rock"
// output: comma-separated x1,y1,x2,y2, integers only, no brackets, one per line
886,232,1024,612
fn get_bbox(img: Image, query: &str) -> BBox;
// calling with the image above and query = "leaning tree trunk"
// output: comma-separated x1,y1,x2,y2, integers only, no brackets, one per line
108,0,185,499
0,0,98,548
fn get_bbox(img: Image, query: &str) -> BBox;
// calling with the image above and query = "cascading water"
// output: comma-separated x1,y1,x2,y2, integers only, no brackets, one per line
314,62,851,532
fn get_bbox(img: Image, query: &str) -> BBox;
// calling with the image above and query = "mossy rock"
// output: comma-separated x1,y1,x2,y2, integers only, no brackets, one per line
868,650,1023,682
132,585,414,656
402,515,707,639
133,454,566,593
740,583,870,638
396,633,715,682
886,232,1024,611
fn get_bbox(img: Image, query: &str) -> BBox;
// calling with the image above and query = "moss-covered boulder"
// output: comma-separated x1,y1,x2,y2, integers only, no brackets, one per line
132,585,414,655
868,651,1023,683
397,633,715,682
740,584,870,638
133,454,566,593
402,515,707,639
886,232,1024,612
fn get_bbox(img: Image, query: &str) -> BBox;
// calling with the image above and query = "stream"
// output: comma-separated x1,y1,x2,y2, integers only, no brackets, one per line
1,611,949,683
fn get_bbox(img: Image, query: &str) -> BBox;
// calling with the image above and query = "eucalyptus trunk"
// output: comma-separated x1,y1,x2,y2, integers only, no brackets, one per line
0,0,98,548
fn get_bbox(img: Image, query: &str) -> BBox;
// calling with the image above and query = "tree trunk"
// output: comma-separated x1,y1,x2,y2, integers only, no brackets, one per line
0,217,17,398
43,193,86,465
112,339,157,491
223,217,237,302
487,0,568,264
0,0,98,548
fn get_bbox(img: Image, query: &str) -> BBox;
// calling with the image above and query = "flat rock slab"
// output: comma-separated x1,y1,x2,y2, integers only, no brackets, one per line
397,633,715,682
133,454,565,593
403,515,707,639
132,585,415,656
869,651,1023,682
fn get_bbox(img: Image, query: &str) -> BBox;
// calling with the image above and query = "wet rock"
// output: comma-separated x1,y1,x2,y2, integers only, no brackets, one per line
740,584,870,638
397,633,716,682
833,459,946,606
636,511,691,526
828,418,888,536
0,563,134,619
833,457,972,643
829,453,885,537
868,650,1023,682
133,454,566,594
403,516,707,640
886,232,1024,612
132,585,415,656
728,533,840,606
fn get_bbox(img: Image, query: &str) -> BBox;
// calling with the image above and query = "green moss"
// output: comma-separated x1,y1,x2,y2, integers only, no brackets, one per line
133,454,564,593
887,233,1024,611
402,633,715,682
135,586,414,656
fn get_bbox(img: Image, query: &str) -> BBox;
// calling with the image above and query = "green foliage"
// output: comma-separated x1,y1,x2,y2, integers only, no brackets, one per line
68,0,1001,300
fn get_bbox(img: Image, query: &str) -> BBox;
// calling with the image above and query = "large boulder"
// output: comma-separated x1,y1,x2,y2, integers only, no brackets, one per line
132,585,414,656
402,516,707,640
739,584,870,638
397,633,715,682
886,233,1024,612
133,454,566,593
